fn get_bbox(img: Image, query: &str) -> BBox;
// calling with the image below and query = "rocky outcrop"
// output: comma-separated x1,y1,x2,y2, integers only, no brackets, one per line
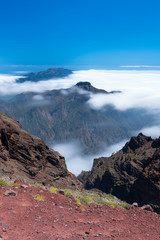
79,133,160,212
75,82,121,94
77,170,90,184
75,82,108,94
0,111,81,188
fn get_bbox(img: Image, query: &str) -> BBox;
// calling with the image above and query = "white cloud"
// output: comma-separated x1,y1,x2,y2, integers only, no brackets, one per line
70,70,160,113
32,95,45,101
135,126,160,139
53,140,93,176
120,65,160,68
1,69,160,113
53,139,127,176
0,74,18,84
0,74,76,96
61,85,90,96
31,94,50,106
12,71,29,74
87,90,160,112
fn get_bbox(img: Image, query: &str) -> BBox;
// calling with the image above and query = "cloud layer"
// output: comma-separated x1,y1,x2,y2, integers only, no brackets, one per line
134,125,160,139
120,65,160,68
1,69,160,174
1,69,160,113
53,139,127,176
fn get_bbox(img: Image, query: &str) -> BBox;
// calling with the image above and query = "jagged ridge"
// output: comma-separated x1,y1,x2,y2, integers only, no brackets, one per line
78,133,160,212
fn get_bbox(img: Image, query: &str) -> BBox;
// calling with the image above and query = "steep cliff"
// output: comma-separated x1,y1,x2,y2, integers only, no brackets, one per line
0,111,81,188
79,133,160,212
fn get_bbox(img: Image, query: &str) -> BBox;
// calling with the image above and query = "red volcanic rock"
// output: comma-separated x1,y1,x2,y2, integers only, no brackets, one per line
0,111,81,189
0,185,160,240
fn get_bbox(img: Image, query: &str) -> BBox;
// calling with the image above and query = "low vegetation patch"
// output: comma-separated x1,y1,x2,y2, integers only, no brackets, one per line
11,182,22,188
47,186,130,209
48,187,59,193
0,178,9,186
0,177,129,209
34,194,45,201
34,182,44,187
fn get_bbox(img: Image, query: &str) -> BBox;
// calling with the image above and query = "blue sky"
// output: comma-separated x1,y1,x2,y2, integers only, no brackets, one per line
0,0,160,70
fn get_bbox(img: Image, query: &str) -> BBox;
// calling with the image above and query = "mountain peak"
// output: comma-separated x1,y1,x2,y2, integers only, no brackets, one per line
76,82,91,87
123,132,152,152
75,81,108,94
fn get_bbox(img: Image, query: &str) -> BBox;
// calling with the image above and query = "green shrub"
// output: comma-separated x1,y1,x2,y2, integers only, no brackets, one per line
48,187,58,193
75,198,81,205
34,194,45,201
107,201,119,208
81,194,94,205
34,182,43,187
0,178,9,186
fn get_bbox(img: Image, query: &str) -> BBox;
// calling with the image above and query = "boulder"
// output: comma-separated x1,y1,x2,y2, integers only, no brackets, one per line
141,205,153,212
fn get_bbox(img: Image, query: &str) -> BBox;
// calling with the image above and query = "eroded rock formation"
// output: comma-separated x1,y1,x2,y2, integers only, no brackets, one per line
79,133,160,212
0,111,81,189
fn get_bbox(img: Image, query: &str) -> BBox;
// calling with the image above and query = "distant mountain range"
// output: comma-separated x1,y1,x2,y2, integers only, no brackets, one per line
0,81,154,154
16,68,73,83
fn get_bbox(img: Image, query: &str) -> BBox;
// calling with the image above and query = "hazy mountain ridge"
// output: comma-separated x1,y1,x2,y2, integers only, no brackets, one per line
0,81,154,154
16,67,73,83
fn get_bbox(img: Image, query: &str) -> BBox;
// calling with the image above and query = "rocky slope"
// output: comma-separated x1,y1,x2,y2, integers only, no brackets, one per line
79,133,160,212
0,82,154,154
0,184,160,240
16,67,73,83
0,111,80,188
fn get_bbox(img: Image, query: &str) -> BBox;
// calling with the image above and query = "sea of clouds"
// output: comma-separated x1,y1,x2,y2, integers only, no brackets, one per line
0,69,160,174
1,70,160,113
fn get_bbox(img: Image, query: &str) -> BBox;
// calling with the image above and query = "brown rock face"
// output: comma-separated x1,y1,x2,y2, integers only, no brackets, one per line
0,111,81,188
80,133,160,212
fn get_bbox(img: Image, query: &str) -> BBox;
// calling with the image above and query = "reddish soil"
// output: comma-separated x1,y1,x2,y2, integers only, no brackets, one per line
0,185,160,240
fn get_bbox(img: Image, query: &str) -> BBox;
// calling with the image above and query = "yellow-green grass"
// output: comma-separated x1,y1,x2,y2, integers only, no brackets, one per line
47,186,130,209
0,178,9,186
34,194,45,201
